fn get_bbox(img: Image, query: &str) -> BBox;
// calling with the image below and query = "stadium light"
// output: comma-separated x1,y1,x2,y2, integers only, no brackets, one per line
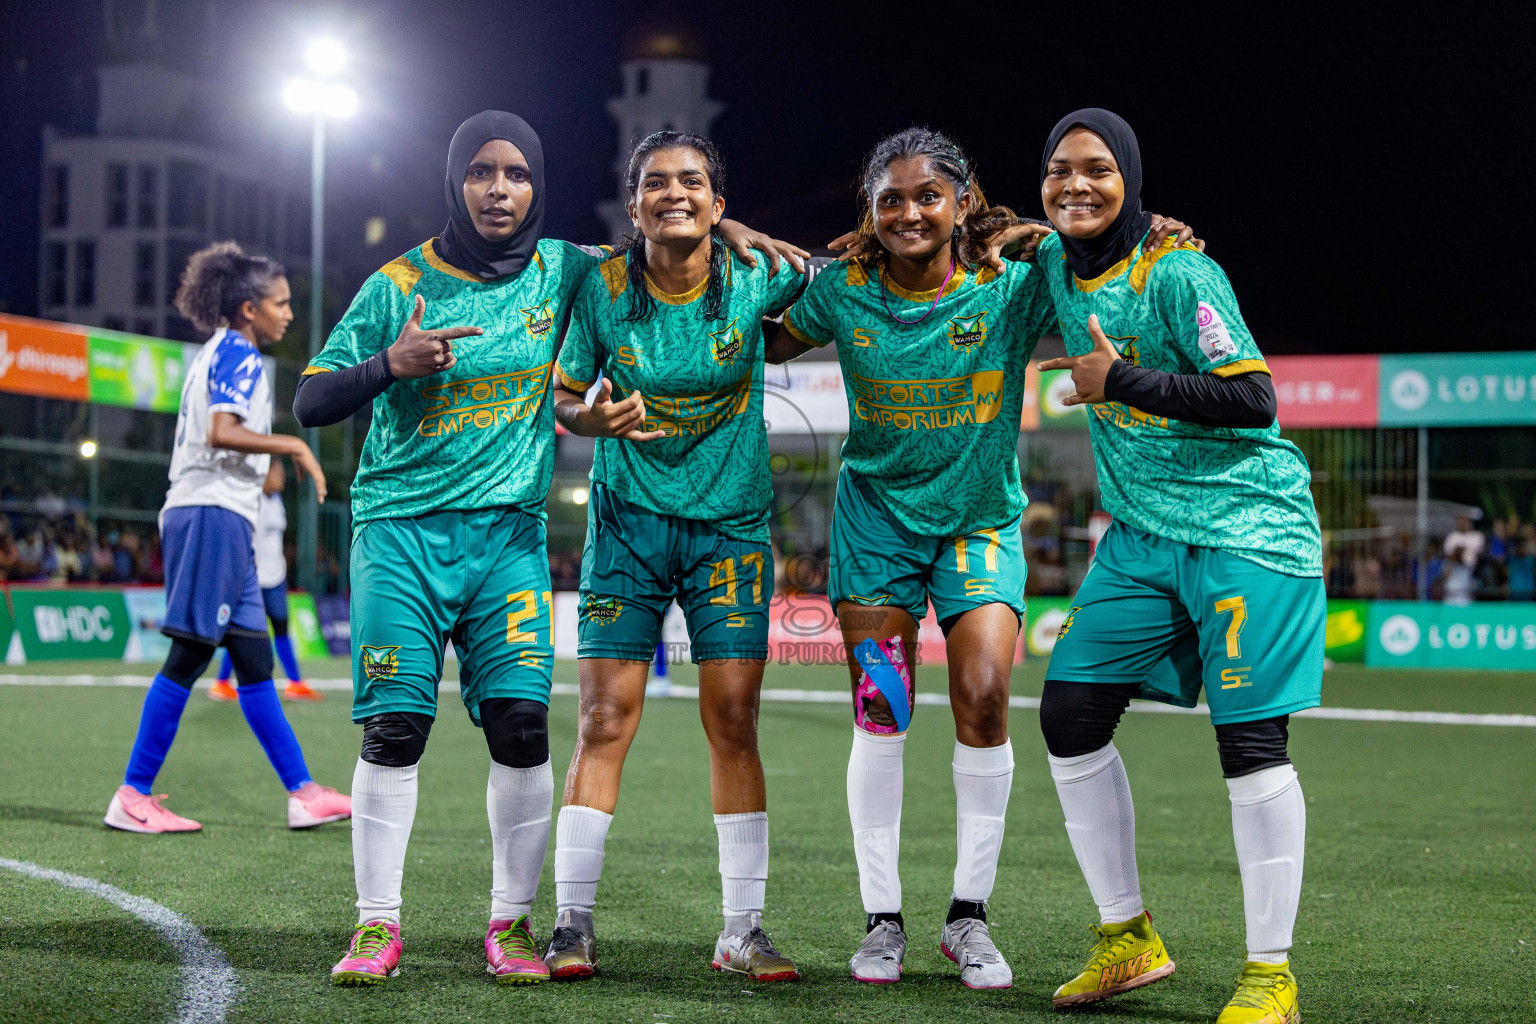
285,39,358,594
305,38,348,76
571,487,590,505
283,79,358,118
79,440,97,459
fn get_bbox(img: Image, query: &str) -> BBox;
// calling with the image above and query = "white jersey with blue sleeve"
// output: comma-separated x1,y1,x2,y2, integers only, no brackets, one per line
162,328,272,527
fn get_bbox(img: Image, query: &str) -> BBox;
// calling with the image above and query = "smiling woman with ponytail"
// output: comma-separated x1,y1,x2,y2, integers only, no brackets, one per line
546,129,810,984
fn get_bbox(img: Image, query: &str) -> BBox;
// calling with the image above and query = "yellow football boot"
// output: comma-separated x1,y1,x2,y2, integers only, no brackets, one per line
1216,960,1299,1024
1052,910,1176,1008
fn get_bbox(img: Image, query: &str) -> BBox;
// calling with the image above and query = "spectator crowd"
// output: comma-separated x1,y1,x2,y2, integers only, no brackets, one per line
1325,515,1536,603
0,509,164,584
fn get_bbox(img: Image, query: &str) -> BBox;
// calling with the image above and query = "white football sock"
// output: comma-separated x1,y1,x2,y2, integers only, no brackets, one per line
952,739,1013,902
487,759,554,921
1228,763,1306,964
554,804,612,915
351,759,418,926
1048,742,1144,924
847,728,905,914
715,811,769,934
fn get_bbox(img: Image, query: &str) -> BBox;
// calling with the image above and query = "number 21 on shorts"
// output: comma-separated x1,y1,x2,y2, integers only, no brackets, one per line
506,590,552,667
1214,595,1252,689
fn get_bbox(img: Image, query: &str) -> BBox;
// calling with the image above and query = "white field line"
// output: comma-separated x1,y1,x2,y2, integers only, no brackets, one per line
0,857,237,1024
2,674,1533,728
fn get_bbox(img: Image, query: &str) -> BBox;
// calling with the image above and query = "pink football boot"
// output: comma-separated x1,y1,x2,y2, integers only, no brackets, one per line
486,915,550,985
288,781,352,829
104,786,202,833
332,921,402,986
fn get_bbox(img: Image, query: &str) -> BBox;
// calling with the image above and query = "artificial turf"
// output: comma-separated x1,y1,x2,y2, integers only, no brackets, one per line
0,658,1532,1023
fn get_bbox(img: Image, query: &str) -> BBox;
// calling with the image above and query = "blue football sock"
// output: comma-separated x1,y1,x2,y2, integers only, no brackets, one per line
236,679,312,791
273,635,303,683
123,675,194,794
216,650,234,685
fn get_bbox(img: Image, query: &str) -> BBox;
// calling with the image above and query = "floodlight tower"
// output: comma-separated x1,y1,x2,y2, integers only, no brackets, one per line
596,32,723,243
284,40,357,594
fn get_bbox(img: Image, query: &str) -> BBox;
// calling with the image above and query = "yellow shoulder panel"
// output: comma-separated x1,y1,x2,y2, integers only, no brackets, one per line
1129,236,1203,295
600,258,628,301
846,260,870,288
1211,359,1270,377
378,255,423,296
974,266,998,287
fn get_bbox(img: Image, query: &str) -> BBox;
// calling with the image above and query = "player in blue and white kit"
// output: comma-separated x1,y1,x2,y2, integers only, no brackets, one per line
209,460,321,703
104,242,351,834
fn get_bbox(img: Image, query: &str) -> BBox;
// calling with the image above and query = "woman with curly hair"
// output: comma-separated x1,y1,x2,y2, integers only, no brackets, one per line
104,241,349,835
769,126,1194,989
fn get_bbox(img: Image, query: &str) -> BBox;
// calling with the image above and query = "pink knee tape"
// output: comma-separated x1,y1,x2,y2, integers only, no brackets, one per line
853,636,913,735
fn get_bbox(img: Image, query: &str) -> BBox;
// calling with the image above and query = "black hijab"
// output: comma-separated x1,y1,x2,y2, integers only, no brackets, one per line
435,110,545,280
1039,108,1154,281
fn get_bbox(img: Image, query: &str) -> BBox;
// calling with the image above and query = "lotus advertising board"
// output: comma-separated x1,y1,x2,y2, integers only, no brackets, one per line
1367,601,1536,670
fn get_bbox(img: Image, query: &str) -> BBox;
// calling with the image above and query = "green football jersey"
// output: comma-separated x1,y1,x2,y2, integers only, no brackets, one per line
784,259,1054,538
1034,231,1322,576
554,249,804,543
308,237,602,524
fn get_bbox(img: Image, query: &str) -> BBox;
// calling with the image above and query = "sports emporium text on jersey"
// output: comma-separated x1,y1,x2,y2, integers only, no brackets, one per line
417,363,550,437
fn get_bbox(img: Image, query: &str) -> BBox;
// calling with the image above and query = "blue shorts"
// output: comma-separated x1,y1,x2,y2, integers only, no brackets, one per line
261,585,289,623
160,506,267,646
1046,521,1324,725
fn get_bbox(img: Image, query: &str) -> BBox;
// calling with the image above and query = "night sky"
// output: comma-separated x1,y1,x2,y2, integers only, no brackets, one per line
1,0,1530,355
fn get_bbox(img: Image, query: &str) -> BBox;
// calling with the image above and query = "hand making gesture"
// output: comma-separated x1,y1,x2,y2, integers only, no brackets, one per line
579,379,666,441
384,294,484,379
1037,314,1122,406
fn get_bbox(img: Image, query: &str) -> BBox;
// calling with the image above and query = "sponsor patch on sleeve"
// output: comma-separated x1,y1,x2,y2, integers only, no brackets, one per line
1196,301,1237,363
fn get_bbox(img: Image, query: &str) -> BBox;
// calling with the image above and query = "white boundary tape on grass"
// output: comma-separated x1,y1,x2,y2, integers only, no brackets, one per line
0,857,236,1024
2,674,1534,728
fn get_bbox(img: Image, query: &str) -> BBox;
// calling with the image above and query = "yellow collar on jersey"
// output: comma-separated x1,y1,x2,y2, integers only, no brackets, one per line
1073,234,1197,295
422,238,489,283
644,271,710,305
878,264,968,302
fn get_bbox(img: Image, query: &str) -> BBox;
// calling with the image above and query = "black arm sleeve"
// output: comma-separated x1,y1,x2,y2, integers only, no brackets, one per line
1103,360,1277,429
292,351,395,428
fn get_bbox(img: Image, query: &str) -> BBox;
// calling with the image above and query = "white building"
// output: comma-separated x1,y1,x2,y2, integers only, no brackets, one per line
595,34,725,244
38,11,306,341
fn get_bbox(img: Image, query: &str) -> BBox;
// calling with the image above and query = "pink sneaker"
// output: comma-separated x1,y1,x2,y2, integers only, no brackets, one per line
288,781,351,829
104,786,202,833
486,916,550,985
332,921,402,986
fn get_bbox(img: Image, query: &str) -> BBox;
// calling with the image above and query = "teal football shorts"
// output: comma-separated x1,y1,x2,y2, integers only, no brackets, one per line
1046,520,1324,724
577,482,771,662
349,506,553,726
828,466,1027,628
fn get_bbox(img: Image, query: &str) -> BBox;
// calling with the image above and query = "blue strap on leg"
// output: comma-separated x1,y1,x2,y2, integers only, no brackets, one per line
853,638,911,732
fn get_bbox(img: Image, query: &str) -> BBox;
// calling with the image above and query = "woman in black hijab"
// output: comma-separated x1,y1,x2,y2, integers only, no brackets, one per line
297,110,805,989
1029,109,1321,1024
434,109,549,279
